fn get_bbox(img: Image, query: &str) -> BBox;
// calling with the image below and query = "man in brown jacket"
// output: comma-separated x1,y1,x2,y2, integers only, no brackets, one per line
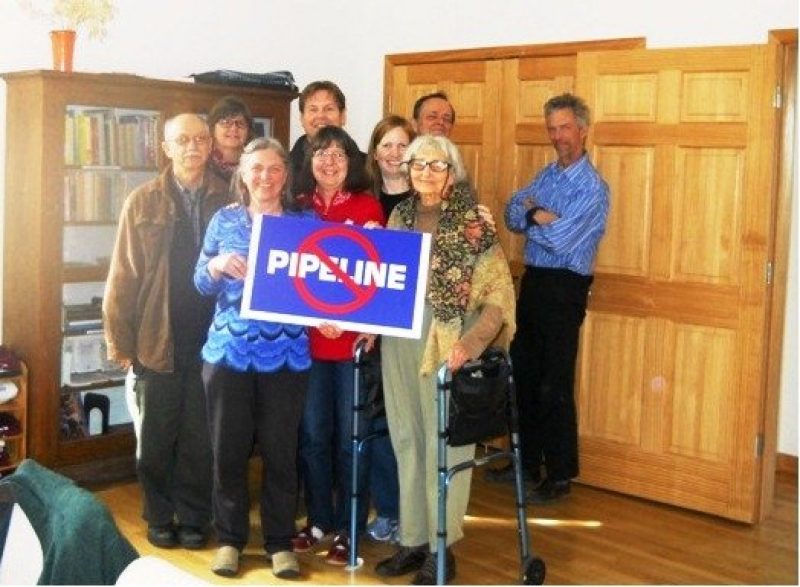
103,113,232,549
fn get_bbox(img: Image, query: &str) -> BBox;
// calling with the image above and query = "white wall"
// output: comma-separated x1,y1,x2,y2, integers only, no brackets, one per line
0,0,797,455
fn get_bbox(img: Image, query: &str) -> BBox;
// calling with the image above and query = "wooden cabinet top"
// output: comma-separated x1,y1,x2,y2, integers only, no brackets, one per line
1,69,298,100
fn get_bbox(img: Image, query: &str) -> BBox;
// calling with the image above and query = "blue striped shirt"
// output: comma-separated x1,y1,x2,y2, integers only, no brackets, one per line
504,154,609,276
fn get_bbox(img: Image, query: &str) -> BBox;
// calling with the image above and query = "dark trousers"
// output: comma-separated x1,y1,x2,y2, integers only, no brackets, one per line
133,361,212,528
202,363,308,554
366,416,399,520
299,360,369,534
511,266,591,482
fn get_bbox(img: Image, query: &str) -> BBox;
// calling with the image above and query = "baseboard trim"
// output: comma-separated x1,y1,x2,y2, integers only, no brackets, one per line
776,453,798,475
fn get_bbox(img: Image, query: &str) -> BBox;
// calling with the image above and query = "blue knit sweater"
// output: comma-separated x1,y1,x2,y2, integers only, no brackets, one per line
194,204,313,372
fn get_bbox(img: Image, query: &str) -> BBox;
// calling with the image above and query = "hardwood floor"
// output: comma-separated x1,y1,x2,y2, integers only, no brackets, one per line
94,463,797,585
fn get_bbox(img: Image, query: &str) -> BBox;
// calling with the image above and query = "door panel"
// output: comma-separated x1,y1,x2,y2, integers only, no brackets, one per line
576,45,776,521
578,313,647,445
594,146,654,276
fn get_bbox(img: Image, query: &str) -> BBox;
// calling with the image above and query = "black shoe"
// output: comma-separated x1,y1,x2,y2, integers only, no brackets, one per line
412,549,456,585
527,479,571,504
147,524,178,548
375,544,428,577
177,525,208,549
484,463,538,485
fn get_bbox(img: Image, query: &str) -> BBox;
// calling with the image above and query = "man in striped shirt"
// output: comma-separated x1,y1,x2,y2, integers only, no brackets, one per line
503,93,609,504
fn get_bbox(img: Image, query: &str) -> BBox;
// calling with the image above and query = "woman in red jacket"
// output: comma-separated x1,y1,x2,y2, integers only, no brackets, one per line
291,125,385,566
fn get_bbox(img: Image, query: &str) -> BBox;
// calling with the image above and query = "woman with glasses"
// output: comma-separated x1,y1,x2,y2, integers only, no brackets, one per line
195,138,312,580
292,125,385,566
207,95,254,182
374,135,516,585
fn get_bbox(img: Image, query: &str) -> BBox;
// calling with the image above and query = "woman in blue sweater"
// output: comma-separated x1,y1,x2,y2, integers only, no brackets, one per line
194,137,312,580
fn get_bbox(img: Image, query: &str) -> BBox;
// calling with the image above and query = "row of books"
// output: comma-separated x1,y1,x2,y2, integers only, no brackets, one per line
64,169,157,223
64,108,161,168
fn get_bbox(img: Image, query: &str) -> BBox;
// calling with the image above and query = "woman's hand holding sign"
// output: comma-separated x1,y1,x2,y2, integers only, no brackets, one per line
208,252,248,281
318,322,344,339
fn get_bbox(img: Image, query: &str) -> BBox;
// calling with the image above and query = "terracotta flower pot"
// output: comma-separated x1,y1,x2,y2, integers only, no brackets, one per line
50,29,76,72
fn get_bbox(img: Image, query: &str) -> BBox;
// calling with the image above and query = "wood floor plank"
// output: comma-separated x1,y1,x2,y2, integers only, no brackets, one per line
93,467,797,585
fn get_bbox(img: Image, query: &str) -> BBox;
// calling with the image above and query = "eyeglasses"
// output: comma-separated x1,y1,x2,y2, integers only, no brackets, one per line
406,159,451,173
168,135,211,147
313,149,347,162
218,117,249,130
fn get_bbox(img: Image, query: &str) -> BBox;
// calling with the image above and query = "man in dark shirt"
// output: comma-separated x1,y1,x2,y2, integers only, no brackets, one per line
289,80,365,192
103,113,231,549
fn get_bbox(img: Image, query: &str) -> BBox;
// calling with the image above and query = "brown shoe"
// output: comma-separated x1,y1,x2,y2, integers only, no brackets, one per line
375,544,428,576
412,549,456,585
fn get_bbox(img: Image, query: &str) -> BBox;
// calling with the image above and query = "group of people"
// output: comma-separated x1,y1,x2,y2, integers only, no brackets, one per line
102,79,609,584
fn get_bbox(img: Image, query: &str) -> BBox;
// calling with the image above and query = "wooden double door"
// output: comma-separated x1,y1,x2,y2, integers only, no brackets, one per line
385,38,784,522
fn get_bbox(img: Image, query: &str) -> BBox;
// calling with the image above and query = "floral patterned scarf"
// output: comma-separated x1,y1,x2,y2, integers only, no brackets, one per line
395,183,497,324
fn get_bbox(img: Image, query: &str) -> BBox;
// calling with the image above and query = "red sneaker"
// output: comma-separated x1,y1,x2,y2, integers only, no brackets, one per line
291,525,324,553
325,533,350,566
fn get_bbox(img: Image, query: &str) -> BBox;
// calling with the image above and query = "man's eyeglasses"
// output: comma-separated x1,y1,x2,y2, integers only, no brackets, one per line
218,118,249,130
168,135,211,147
313,149,347,162
405,159,451,173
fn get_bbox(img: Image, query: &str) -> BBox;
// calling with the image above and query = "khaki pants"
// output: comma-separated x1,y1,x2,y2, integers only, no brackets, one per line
382,306,475,551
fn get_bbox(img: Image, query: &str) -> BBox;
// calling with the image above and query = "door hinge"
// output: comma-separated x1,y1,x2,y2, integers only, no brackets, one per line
766,261,774,285
755,433,765,458
773,85,782,109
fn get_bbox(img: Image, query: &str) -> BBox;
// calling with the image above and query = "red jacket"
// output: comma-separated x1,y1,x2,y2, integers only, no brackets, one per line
304,189,385,361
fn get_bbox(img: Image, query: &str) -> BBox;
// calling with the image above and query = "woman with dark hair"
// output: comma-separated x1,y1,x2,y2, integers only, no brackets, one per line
206,95,254,182
292,125,385,566
195,137,312,580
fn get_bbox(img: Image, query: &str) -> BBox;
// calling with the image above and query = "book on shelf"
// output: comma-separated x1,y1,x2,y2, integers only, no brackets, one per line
64,169,133,223
64,107,160,169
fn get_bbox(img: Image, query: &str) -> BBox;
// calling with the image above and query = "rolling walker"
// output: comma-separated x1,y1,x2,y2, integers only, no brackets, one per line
435,347,546,585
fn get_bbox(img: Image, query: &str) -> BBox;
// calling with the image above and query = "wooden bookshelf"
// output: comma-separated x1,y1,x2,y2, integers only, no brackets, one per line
1,70,296,482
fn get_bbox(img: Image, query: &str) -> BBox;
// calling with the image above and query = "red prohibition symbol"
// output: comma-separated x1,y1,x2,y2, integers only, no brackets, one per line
293,225,381,315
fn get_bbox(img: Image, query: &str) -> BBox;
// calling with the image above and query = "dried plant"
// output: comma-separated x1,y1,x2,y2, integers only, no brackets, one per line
19,0,116,39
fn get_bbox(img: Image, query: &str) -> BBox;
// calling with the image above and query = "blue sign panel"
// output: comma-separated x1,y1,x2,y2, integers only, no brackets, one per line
241,215,431,338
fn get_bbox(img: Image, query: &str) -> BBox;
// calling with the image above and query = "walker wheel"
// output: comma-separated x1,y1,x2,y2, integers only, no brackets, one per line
523,557,546,585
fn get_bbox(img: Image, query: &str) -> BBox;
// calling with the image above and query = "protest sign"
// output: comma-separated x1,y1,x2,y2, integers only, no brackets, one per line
241,215,431,338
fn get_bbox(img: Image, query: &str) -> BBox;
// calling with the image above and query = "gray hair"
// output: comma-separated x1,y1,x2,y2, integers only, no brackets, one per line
544,93,591,128
403,134,468,184
163,113,208,140
233,137,294,210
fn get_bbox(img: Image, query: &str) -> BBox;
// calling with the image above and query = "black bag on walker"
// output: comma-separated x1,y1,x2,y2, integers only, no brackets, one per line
359,343,385,420
447,347,510,446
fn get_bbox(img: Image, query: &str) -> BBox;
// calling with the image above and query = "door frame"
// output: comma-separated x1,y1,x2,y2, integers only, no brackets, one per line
760,28,798,518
